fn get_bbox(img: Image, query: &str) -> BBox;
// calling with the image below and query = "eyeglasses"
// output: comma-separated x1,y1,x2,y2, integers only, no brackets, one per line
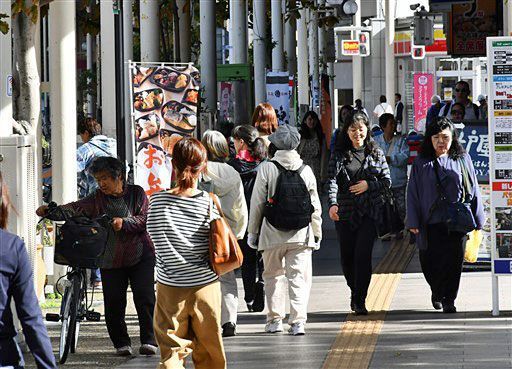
455,88,468,93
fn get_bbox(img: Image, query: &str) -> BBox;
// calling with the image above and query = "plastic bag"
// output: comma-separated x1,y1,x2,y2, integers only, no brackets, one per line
464,230,483,263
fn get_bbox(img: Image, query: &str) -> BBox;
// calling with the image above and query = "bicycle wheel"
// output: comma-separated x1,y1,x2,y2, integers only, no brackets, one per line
65,274,81,357
70,273,85,353
58,282,74,364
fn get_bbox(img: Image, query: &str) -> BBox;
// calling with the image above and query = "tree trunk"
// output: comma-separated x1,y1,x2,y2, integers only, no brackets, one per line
12,6,40,131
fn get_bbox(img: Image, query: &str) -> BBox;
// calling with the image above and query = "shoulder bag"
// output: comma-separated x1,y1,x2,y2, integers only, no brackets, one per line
432,158,476,234
208,193,244,276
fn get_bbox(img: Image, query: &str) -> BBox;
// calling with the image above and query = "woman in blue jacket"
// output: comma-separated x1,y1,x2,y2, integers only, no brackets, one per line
406,118,485,313
0,172,57,369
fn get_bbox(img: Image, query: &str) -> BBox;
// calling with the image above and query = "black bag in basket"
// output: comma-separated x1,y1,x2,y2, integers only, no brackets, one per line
54,216,109,268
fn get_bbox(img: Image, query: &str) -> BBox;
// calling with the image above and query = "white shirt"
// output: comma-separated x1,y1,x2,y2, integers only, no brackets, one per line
373,102,394,118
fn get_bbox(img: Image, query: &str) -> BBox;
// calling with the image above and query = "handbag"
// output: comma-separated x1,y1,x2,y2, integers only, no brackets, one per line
464,229,483,263
377,187,404,239
432,159,476,234
208,193,244,276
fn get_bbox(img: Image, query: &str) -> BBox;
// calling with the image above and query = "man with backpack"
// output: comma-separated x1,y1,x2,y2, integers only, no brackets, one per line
248,124,322,336
77,118,117,288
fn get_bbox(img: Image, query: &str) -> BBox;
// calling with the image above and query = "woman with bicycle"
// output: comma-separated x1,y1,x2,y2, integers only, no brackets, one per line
0,171,57,369
36,157,157,357
147,137,227,369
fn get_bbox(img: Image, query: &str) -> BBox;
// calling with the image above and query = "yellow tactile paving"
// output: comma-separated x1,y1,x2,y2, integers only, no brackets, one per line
322,237,416,369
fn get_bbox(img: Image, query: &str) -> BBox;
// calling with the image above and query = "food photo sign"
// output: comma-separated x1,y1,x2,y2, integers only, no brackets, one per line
129,62,200,196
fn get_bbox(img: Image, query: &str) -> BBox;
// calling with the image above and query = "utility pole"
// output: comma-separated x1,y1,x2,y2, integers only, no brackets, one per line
308,3,320,111
49,0,78,282
100,0,116,137
385,0,396,105
140,0,160,62
253,0,267,105
86,6,94,117
285,2,297,125
200,0,217,117
297,7,309,111
271,0,284,71
352,0,363,103
231,0,249,125
113,0,126,163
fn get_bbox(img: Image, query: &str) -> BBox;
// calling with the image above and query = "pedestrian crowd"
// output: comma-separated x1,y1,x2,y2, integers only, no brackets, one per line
1,84,486,369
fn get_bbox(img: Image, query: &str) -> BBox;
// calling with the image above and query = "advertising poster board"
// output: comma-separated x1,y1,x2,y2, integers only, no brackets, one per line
487,37,512,315
266,71,290,125
449,0,501,56
129,62,200,196
413,73,434,132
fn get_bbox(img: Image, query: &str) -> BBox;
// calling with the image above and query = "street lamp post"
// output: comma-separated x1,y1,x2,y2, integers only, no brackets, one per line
253,0,267,105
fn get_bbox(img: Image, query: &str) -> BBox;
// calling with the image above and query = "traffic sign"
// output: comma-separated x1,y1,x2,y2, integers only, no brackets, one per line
342,40,360,56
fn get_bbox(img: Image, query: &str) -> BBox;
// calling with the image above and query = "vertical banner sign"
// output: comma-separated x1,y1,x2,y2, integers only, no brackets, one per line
413,73,434,132
487,38,512,279
130,62,200,196
266,71,290,125
320,74,332,146
219,82,233,124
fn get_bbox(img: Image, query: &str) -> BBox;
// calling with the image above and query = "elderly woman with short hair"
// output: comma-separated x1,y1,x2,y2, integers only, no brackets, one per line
201,130,248,337
36,157,156,357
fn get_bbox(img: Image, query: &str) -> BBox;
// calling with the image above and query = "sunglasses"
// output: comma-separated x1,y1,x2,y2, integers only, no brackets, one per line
455,88,468,93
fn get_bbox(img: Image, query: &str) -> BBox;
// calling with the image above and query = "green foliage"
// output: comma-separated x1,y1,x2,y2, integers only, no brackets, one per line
0,13,9,34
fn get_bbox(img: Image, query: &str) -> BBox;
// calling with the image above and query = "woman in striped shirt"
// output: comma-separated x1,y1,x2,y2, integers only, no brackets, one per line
147,137,226,369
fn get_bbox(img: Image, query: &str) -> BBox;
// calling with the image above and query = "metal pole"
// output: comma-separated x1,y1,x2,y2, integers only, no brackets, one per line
271,0,284,71
491,275,499,316
200,0,217,113
318,0,326,76
49,0,78,282
123,0,134,168
506,0,512,36
308,3,320,111
385,0,396,105
100,1,117,137
297,7,309,109
140,0,160,61
352,0,363,103
253,0,267,105
114,2,126,163
231,0,249,125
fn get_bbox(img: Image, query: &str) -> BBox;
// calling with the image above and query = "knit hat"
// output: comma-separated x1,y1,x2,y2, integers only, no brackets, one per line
268,124,301,150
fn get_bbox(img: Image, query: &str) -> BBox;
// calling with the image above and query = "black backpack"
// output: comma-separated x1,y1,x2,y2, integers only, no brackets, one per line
263,161,314,231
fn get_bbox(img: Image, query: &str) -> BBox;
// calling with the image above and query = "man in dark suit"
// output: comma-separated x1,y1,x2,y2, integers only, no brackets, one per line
394,93,404,133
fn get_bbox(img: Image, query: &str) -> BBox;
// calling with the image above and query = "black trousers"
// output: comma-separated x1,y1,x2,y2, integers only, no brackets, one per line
101,255,156,348
335,216,377,303
239,237,264,303
420,223,465,303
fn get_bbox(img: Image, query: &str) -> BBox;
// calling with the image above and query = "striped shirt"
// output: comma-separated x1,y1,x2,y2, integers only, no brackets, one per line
147,191,220,287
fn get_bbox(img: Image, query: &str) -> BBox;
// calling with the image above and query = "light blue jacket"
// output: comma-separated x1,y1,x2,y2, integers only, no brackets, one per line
373,134,409,188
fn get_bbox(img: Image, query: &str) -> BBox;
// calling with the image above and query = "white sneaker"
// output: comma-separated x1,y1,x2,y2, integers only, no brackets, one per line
116,345,133,356
288,322,305,336
264,319,283,333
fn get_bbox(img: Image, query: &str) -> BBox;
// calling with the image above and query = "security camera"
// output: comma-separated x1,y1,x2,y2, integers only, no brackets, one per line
362,19,370,27
410,3,420,11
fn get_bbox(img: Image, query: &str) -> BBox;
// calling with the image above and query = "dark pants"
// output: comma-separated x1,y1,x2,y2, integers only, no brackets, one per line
101,256,156,349
335,216,377,304
420,223,465,303
239,237,264,303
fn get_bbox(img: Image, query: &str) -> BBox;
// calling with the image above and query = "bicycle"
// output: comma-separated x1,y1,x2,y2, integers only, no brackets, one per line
40,202,109,364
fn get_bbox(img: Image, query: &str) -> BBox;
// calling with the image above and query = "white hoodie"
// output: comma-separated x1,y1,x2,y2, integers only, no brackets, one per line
248,150,322,251
203,161,248,240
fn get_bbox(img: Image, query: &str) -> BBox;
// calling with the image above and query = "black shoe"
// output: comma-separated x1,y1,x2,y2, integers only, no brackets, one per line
222,322,236,337
354,302,368,316
442,300,457,314
431,295,442,310
246,301,254,312
350,293,355,311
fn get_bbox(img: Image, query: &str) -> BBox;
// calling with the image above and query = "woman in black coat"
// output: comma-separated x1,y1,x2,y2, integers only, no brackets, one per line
327,113,391,315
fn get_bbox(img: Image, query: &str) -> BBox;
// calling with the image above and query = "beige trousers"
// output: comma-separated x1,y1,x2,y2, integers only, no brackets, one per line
153,281,226,369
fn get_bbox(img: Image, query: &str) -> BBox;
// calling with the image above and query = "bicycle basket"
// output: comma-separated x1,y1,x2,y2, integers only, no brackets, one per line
54,216,108,268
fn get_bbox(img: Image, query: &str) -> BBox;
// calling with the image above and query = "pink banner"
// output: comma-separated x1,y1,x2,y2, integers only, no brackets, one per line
413,73,434,132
